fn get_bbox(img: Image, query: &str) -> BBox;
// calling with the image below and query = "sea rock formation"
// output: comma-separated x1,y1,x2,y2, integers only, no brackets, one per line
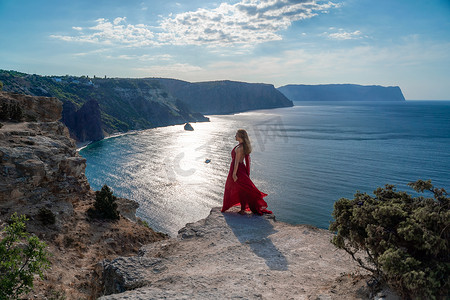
278,84,406,102
158,78,294,114
97,207,386,300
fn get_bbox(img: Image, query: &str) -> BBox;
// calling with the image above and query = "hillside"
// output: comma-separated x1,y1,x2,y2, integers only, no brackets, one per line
278,84,406,102
0,70,208,142
0,91,167,299
157,78,294,114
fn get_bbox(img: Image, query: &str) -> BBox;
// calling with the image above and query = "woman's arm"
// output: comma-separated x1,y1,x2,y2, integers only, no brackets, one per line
233,146,244,182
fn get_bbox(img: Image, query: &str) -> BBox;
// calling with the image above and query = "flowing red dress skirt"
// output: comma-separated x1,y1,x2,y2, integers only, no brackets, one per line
221,144,272,215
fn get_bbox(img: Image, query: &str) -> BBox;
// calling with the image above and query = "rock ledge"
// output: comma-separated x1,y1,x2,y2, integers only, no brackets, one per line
99,207,378,300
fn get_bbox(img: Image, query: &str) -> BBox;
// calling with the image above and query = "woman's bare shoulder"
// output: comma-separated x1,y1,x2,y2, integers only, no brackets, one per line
235,145,244,151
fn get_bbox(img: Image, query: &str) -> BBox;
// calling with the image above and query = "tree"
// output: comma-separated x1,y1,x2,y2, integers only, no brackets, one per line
88,185,120,220
0,81,3,91
10,103,23,122
0,213,51,299
0,102,9,120
330,180,449,299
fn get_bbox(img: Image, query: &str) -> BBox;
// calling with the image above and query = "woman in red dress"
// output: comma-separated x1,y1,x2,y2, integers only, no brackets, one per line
221,129,272,215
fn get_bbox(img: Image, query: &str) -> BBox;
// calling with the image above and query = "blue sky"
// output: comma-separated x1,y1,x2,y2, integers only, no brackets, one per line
1,0,449,99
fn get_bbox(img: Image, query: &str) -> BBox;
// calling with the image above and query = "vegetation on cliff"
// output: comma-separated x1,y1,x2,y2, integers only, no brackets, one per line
330,180,449,299
158,78,294,114
88,185,120,220
0,213,51,300
0,102,23,122
0,70,208,142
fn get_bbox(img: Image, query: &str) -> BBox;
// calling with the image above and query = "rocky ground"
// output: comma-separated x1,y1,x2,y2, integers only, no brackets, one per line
20,192,167,299
98,207,398,300
0,92,167,299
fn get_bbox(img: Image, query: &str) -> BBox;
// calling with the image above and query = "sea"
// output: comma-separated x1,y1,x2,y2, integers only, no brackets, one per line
79,101,450,236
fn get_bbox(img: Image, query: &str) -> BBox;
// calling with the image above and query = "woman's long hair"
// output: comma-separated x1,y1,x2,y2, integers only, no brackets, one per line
237,129,252,155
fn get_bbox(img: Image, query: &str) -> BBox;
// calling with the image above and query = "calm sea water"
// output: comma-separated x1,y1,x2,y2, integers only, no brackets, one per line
79,101,450,236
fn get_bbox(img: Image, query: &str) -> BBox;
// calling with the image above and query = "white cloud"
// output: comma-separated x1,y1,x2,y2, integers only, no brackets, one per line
158,0,340,46
325,28,364,40
52,0,340,48
106,54,173,61
113,17,126,25
51,17,158,47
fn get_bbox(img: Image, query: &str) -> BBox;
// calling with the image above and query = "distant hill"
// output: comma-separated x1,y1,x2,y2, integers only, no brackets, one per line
157,78,294,114
0,70,208,142
278,84,405,102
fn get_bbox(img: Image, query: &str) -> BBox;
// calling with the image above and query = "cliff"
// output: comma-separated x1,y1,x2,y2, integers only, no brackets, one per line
0,70,209,142
278,84,406,102
158,78,294,114
0,91,167,299
96,207,398,299
0,91,90,204
62,99,103,142
0,91,397,299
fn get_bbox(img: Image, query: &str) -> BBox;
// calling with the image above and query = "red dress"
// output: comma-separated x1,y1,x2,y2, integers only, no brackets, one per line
221,144,272,215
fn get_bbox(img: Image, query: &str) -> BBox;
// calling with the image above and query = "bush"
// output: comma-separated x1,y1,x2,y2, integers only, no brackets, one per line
37,207,56,226
88,185,120,220
0,102,23,122
0,102,9,120
0,213,51,299
10,103,23,122
330,180,449,299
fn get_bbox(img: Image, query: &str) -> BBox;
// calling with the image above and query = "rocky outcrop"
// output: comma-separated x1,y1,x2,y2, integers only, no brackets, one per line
0,91,62,122
0,92,90,209
158,78,294,114
0,70,209,142
0,91,167,299
97,207,382,300
278,84,406,102
62,99,104,142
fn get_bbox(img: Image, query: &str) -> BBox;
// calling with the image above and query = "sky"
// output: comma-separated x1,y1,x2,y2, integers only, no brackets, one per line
0,0,449,100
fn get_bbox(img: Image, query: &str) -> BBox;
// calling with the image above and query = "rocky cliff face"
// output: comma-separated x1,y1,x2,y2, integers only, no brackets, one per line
158,78,294,114
278,84,406,102
0,91,166,299
0,91,90,208
62,99,104,142
0,70,209,142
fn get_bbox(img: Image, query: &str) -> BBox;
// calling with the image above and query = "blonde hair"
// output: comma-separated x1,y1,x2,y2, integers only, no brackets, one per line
237,129,252,155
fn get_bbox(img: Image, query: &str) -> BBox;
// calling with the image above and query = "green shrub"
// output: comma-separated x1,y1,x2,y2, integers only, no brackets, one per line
37,207,56,226
0,213,51,299
0,80,3,91
0,102,23,122
137,218,150,228
88,185,120,220
330,180,449,299
0,102,9,120
10,103,23,122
